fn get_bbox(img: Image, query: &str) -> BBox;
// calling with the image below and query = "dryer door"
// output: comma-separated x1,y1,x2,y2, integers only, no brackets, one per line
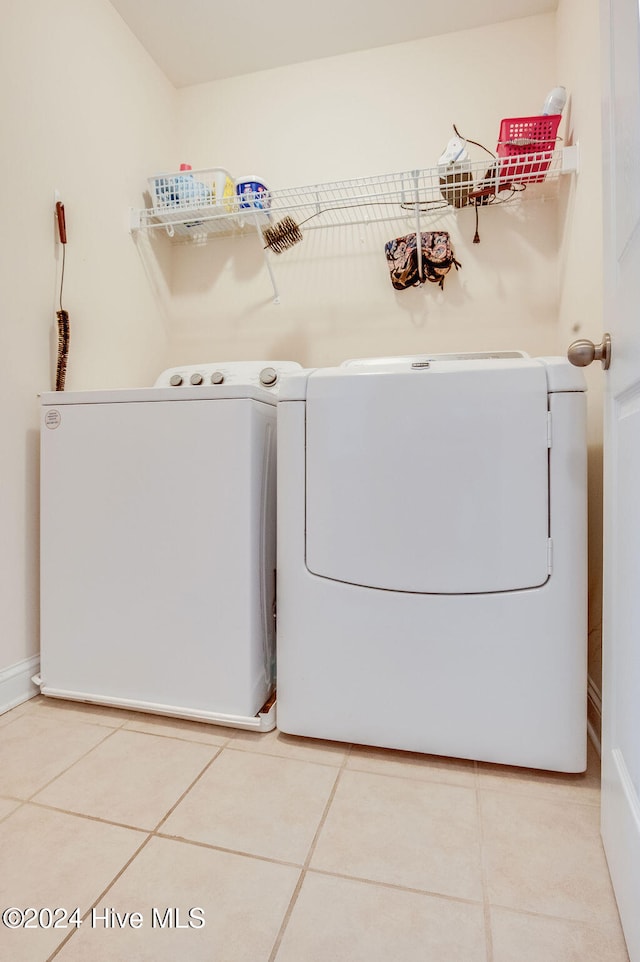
305,361,551,594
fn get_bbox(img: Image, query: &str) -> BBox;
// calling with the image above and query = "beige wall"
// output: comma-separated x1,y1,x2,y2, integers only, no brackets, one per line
0,0,177,675
556,0,604,728
167,14,561,368
166,7,605,725
0,4,605,721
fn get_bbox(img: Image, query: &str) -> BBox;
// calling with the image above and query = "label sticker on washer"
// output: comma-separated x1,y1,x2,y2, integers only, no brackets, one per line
44,409,62,430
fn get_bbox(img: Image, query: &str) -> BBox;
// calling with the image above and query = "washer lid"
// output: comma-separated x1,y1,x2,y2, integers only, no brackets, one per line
305,358,551,594
40,384,279,405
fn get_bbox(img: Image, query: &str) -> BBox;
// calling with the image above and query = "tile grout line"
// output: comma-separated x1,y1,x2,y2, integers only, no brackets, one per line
152,831,305,870
34,742,226,831
475,766,495,962
0,714,32,733
486,899,625,929
45,745,228,961
45,831,156,962
0,798,27,824
22,798,153,834
15,697,243,743
23,800,303,871
26,736,225,832
5,710,614,961
151,744,226,834
476,781,601,809
6,715,604,915
22,725,121,804
11,739,353,852
224,741,352,769
266,743,354,962
19,793,507,906
0,696,46,728
305,864,487,906
116,726,235,748
338,761,479,789
18,699,138,731
28,705,239,745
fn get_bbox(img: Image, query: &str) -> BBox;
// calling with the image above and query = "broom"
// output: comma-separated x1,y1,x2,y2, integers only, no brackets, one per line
55,201,70,391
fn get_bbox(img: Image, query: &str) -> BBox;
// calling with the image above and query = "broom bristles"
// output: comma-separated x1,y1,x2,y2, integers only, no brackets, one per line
262,216,303,254
56,309,70,391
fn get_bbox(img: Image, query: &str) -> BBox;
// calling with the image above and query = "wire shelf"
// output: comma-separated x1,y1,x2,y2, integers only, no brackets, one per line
131,148,576,243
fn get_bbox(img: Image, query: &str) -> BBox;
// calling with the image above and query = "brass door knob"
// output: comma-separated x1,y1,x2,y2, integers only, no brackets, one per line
567,333,611,370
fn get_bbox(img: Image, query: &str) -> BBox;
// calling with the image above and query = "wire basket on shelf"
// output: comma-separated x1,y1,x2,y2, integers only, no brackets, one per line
148,167,237,213
496,115,562,183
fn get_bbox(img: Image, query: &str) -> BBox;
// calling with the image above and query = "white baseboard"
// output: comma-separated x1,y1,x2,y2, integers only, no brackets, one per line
0,655,40,716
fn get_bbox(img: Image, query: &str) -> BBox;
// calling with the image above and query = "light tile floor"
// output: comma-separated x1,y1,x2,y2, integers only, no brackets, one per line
0,696,630,962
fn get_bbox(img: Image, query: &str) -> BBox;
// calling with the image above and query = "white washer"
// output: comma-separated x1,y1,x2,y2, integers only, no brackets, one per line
276,353,588,771
39,360,301,730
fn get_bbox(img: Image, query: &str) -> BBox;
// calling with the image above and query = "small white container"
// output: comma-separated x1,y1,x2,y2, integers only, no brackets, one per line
235,175,271,210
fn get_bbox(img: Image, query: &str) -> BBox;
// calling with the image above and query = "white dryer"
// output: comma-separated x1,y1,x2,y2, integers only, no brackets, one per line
39,360,301,730
276,353,588,771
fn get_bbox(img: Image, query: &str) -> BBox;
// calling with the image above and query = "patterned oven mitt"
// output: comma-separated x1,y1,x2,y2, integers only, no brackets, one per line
385,233,421,290
422,231,462,290
385,231,461,291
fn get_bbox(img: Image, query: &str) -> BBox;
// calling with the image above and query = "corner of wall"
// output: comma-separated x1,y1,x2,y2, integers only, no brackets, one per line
0,656,40,716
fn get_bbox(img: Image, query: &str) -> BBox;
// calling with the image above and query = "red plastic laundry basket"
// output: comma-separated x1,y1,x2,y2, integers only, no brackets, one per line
496,115,561,183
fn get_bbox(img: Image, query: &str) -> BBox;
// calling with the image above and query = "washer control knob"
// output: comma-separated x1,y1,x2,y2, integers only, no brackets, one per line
190,372,204,385
259,366,278,386
210,371,225,385
169,374,183,386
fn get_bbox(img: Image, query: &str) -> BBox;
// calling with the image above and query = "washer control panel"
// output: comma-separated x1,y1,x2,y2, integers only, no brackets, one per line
155,361,303,392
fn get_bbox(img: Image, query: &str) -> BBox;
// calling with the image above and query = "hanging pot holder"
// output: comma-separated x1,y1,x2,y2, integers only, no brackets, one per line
422,231,462,289
385,231,461,290
384,233,421,290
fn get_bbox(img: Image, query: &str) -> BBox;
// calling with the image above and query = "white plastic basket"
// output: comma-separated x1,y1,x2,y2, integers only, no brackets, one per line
149,167,237,213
